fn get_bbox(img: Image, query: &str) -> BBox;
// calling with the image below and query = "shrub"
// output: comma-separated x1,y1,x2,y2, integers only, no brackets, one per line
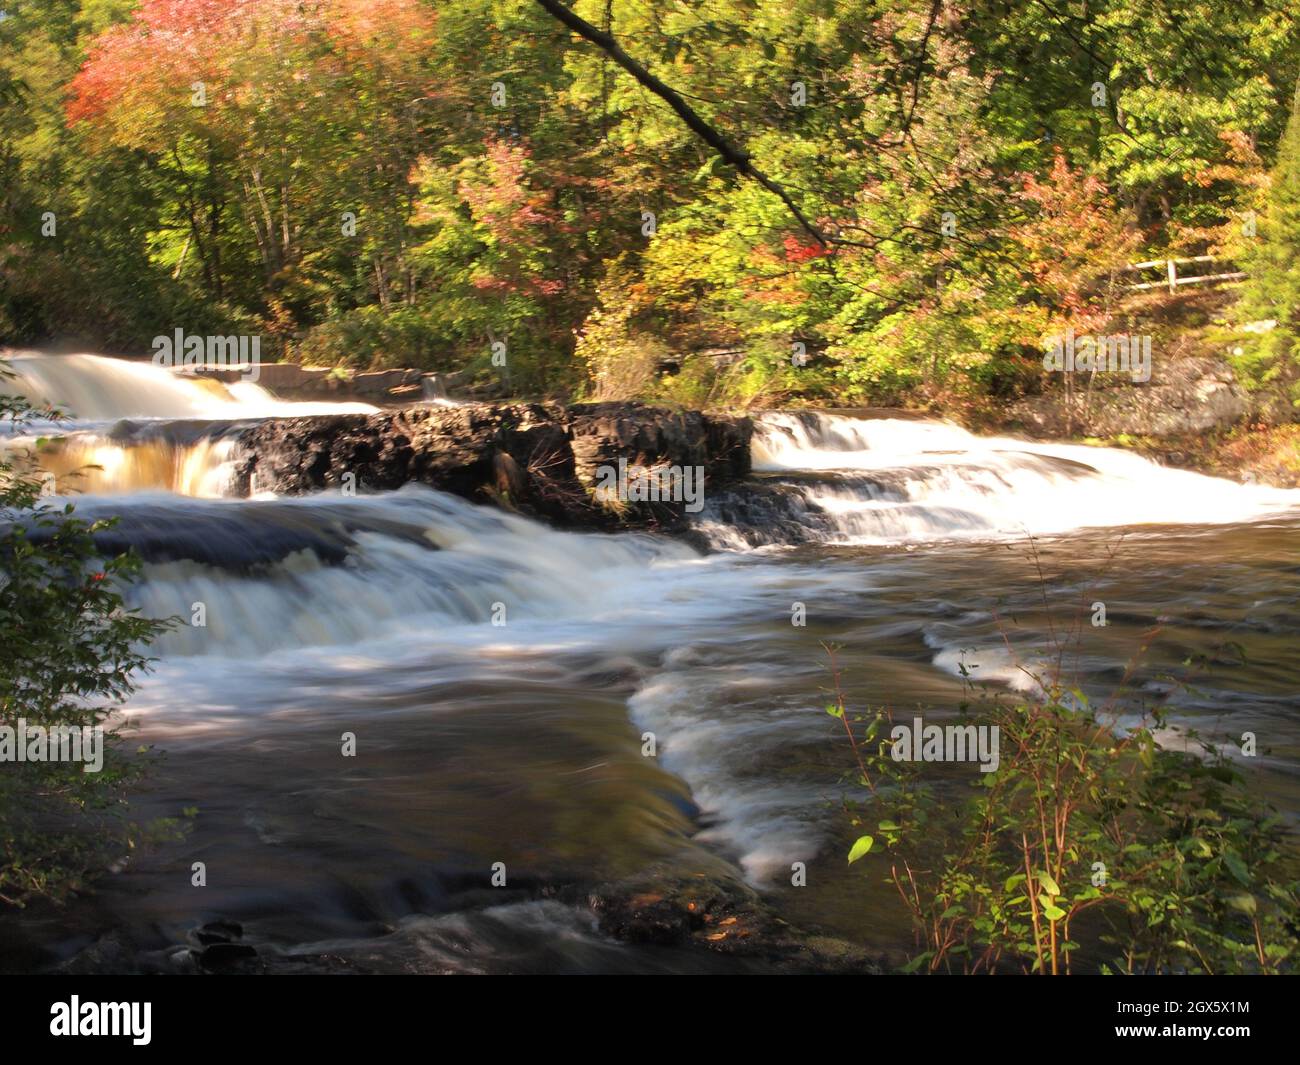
0,369,171,906
295,306,456,372
829,556,1299,974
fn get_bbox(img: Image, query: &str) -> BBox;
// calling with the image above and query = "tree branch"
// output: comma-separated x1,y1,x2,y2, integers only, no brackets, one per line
531,0,835,249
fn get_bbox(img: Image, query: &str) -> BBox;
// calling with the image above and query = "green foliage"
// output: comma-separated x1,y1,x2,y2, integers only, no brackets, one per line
829,623,1300,974
0,368,171,906
296,306,455,373
1240,83,1300,406
2,0,1298,406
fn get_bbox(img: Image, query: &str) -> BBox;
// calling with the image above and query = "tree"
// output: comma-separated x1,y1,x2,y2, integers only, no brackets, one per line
5,0,1300,405
66,0,449,336
1241,80,1300,408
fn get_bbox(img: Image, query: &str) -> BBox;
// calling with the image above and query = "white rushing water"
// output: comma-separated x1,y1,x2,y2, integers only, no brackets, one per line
721,410,1300,545
106,485,860,883
0,350,379,495
1,350,378,421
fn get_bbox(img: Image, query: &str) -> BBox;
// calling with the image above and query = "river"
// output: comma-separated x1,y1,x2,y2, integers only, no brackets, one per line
2,351,1298,973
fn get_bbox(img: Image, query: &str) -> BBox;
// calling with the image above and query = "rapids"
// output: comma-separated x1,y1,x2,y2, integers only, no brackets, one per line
2,351,1298,972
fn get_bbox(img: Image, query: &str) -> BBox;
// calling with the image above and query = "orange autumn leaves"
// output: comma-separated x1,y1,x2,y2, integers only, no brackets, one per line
1014,151,1138,338
66,0,440,141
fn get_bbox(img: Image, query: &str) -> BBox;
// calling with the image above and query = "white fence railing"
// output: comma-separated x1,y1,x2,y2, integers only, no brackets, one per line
1123,255,1245,292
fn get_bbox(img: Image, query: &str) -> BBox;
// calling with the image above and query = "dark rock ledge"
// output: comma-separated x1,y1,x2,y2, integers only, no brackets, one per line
229,402,752,532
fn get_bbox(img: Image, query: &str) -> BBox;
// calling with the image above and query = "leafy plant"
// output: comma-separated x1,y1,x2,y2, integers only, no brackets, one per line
0,368,172,906
829,544,1299,974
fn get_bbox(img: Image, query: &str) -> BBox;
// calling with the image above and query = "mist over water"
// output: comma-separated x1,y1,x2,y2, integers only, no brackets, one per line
4,351,1299,972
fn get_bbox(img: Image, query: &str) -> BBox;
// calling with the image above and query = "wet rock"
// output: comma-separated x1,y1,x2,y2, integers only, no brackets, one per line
352,368,424,395
192,941,260,972
54,932,137,974
228,402,752,532
568,403,749,485
168,947,202,973
182,917,263,972
590,889,703,945
191,919,244,946
587,870,883,972
43,493,452,570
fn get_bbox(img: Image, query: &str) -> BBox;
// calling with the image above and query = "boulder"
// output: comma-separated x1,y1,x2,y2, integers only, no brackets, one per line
228,402,752,531
1007,357,1253,437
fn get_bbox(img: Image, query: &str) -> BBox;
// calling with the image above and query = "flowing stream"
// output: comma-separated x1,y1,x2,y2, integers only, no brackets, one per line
3,351,1299,973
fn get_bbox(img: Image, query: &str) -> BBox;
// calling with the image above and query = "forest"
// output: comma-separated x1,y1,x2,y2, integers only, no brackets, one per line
3,0,1300,416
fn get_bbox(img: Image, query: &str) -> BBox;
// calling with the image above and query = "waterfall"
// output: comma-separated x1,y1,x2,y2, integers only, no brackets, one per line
1,351,378,495
0,351,376,422
692,411,1300,547
5,353,1298,899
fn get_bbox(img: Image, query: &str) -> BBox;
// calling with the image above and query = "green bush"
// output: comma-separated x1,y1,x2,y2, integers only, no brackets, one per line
295,306,457,372
829,607,1299,974
0,370,171,906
